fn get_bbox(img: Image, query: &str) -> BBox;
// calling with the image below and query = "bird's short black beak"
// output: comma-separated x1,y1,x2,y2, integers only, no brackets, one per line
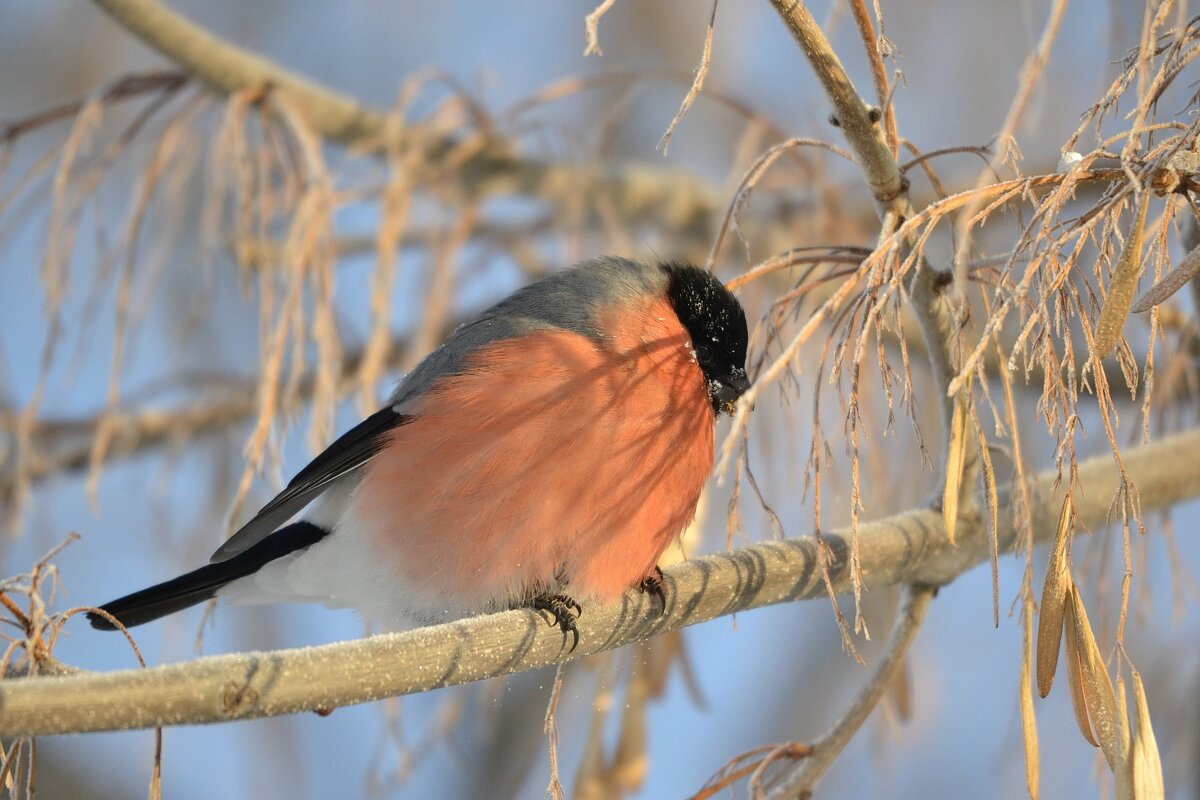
713,370,751,415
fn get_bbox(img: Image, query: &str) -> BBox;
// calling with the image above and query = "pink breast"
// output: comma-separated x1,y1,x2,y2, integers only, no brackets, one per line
347,297,715,616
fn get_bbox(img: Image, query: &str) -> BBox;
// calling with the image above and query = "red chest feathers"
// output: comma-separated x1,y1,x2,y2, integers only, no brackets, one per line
349,296,715,613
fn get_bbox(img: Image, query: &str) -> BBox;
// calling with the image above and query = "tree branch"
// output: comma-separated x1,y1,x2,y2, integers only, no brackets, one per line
756,9,966,781
764,584,935,799
762,1,966,490
86,0,724,234
0,333,422,495
766,0,905,209
3,425,1199,737
91,0,383,145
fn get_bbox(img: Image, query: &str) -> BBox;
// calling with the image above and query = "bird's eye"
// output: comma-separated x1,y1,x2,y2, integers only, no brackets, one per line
695,344,713,362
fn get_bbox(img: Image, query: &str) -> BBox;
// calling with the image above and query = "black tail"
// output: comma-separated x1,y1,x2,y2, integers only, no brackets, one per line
87,521,330,630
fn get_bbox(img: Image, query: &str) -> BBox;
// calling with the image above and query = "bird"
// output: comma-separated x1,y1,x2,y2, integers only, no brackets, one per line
87,257,750,644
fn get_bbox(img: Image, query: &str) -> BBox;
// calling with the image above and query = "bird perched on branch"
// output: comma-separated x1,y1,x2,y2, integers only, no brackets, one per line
88,258,749,646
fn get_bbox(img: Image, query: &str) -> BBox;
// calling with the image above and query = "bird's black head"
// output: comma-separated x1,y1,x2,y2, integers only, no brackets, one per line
660,263,750,415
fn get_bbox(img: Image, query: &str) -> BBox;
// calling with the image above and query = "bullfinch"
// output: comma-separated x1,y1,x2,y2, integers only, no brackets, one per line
88,258,750,643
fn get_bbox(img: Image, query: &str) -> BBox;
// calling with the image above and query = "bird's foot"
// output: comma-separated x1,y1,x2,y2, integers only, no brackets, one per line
531,593,582,652
638,566,667,617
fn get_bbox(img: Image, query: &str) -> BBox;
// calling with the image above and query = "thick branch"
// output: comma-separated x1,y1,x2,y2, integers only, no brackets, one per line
86,0,722,234
766,0,905,208
3,426,1199,736
91,0,382,144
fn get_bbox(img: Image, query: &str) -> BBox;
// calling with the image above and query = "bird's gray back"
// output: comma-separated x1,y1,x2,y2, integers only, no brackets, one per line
390,257,667,410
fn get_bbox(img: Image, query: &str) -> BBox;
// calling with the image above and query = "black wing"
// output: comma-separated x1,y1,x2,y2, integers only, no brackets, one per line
209,406,410,562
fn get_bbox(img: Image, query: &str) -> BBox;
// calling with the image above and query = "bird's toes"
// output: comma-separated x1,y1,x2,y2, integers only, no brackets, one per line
637,566,667,617
531,593,582,652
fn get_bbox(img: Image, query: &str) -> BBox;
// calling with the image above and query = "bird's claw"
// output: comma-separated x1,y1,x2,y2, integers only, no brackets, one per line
532,593,582,652
638,566,667,617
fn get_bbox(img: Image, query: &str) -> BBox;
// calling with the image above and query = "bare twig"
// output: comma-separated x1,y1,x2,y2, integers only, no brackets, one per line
763,584,935,798
950,0,1070,288
0,70,188,143
658,0,719,155
693,743,812,799
846,0,898,156
583,0,619,56
543,663,567,800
